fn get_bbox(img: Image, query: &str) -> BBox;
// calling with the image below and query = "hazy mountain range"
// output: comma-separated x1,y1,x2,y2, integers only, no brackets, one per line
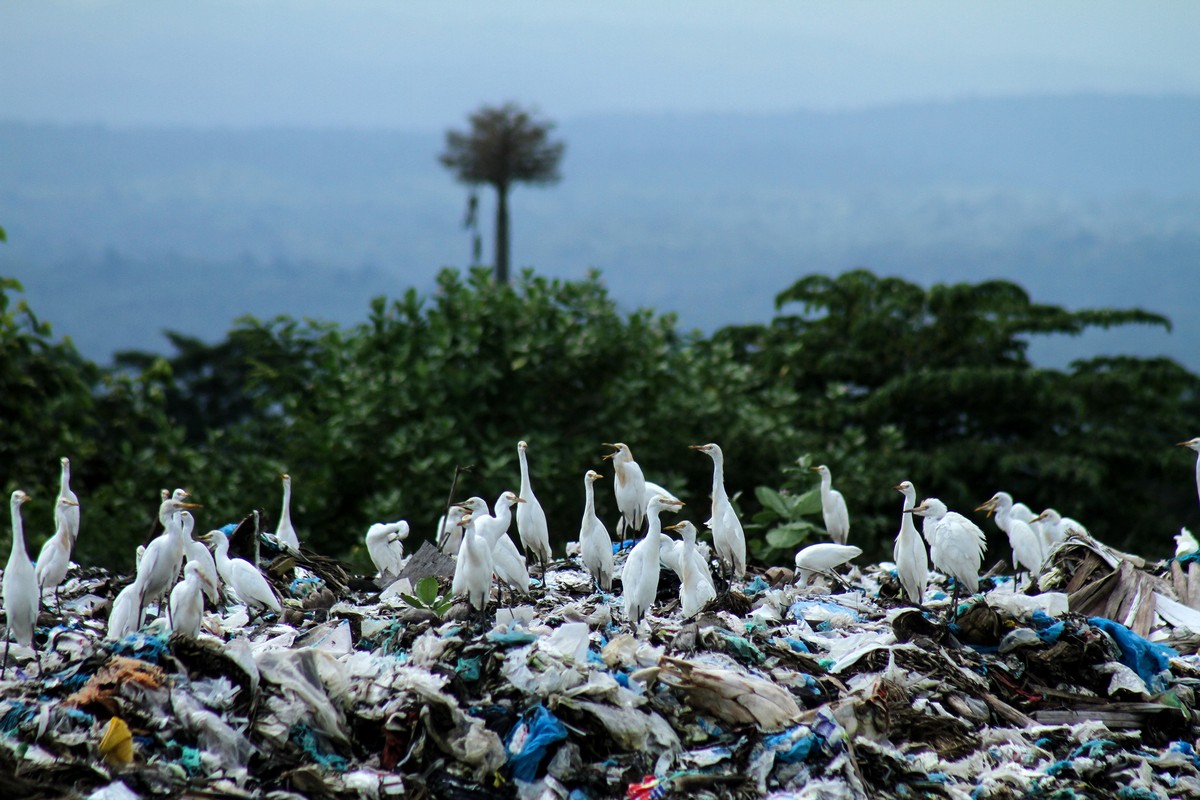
2,94,1198,369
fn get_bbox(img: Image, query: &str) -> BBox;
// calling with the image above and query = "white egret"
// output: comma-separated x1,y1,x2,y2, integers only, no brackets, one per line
56,457,80,546
663,521,716,617
977,491,1044,580
365,520,409,579
691,443,747,580
603,443,647,535
436,505,467,555
909,498,986,617
1178,438,1200,507
169,561,205,638
35,495,80,611
810,465,850,545
106,580,143,641
136,494,201,620
3,490,36,676
451,513,492,612
793,542,863,587
201,531,282,615
516,441,552,575
658,532,715,593
579,470,614,591
1176,527,1199,558
181,511,220,605
275,473,300,551
893,481,929,605
1030,508,1087,551
622,494,684,627
461,494,530,596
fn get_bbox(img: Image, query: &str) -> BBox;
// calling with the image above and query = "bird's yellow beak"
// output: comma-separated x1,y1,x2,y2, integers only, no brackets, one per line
974,500,996,518
601,452,616,461
688,445,705,451
663,522,685,532
513,497,527,504
63,499,79,506
892,484,904,491
1178,441,1196,447
809,466,821,472
181,503,203,510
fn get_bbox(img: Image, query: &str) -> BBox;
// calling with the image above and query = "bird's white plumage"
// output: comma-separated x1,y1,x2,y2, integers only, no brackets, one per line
604,443,647,535
464,494,529,594
893,481,929,604
35,495,79,606
365,520,409,578
276,473,300,551
811,465,850,545
579,470,614,591
206,531,281,614
912,498,986,594
1180,438,1200,508
437,505,467,555
181,512,220,604
978,491,1044,576
4,491,37,651
107,580,143,641
794,542,862,586
169,561,205,638
56,457,80,546
516,441,552,567
136,494,196,614
667,521,716,617
1177,527,1200,558
622,494,682,626
451,514,492,610
693,443,746,579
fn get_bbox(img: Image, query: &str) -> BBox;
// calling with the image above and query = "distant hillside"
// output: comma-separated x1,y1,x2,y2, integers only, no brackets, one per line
1,94,1197,368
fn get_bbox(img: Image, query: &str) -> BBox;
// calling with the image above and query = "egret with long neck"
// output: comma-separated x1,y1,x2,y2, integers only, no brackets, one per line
622,494,683,628
276,473,300,550
516,440,552,577
3,491,36,677
691,443,746,579
893,481,929,605
579,470,613,591
603,443,646,536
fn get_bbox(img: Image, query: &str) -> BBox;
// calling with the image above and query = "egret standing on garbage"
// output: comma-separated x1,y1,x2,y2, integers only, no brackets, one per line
893,481,929,605
56,457,80,546
793,542,863,587
275,473,300,551
451,513,492,612
1178,438,1200,507
169,561,205,638
461,493,530,597
3,491,36,677
909,498,986,618
181,511,220,605
1030,508,1087,551
437,505,467,555
579,470,614,591
106,580,143,641
365,520,409,579
691,443,747,580
516,440,553,577
603,443,647,536
663,520,716,617
136,493,201,622
622,494,684,627
811,465,850,545
200,530,282,615
977,491,1044,581
35,494,80,612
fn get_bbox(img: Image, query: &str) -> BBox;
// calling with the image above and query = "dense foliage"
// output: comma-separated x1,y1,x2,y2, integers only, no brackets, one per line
2,267,1198,573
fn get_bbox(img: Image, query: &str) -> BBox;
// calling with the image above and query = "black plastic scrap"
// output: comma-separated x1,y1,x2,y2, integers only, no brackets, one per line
2,538,1200,799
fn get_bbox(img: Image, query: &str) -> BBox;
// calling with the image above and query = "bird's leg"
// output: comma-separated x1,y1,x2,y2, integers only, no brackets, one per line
949,581,961,621
1,628,9,679
54,585,63,618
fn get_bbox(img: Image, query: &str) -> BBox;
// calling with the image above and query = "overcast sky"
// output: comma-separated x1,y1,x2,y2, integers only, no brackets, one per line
3,1,1198,130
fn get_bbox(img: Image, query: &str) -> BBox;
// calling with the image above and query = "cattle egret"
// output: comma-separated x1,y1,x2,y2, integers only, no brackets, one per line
201,531,282,615
451,513,492,612
603,443,647,535
437,505,467,555
107,581,143,641
663,521,716,617
275,473,300,551
910,498,986,617
137,494,201,622
516,441,552,575
794,542,863,587
622,494,683,628
3,491,36,676
810,465,850,545
691,443,747,579
181,512,220,605
977,491,1044,580
56,457,80,546
893,481,928,605
169,561,205,638
579,470,614,591
460,494,529,596
35,495,80,611
365,520,409,579
1030,508,1087,551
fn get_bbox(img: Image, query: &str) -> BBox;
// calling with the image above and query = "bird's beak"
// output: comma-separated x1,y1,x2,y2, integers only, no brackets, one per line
892,484,904,492
974,500,995,517
513,497,527,504
63,499,79,506
663,522,684,532
387,532,403,542
600,452,616,461
1031,512,1047,523
1178,441,1196,447
454,501,471,509
181,503,203,510
809,467,821,472
688,445,704,451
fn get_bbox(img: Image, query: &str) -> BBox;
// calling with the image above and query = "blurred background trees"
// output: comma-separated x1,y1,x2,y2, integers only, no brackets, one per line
1,267,1197,573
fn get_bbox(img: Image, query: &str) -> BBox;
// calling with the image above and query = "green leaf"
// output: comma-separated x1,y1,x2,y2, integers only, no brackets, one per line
765,523,812,549
792,486,824,516
416,576,440,606
755,486,791,520
398,593,426,610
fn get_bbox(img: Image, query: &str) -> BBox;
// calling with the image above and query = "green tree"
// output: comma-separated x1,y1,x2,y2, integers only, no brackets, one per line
439,103,565,283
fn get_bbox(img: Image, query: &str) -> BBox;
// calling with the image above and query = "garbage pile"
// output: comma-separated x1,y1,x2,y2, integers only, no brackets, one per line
3,526,1200,800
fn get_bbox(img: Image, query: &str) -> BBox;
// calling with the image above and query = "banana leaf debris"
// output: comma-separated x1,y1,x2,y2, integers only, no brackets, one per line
4,532,1200,800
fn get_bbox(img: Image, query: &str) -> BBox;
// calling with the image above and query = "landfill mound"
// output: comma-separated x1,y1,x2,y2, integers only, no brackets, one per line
3,533,1200,800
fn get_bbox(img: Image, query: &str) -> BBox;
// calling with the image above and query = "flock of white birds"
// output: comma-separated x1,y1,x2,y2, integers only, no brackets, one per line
3,438,1200,675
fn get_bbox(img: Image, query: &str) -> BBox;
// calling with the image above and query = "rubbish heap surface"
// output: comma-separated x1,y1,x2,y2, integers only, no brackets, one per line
4,533,1200,800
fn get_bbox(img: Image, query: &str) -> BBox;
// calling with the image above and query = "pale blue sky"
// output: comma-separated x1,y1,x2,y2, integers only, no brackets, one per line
3,1,1198,129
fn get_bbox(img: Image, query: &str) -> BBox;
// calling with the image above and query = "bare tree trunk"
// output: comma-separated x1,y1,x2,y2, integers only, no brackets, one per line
494,184,510,283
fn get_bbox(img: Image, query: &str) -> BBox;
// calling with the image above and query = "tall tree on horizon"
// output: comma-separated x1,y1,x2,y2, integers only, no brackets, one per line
439,103,565,283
